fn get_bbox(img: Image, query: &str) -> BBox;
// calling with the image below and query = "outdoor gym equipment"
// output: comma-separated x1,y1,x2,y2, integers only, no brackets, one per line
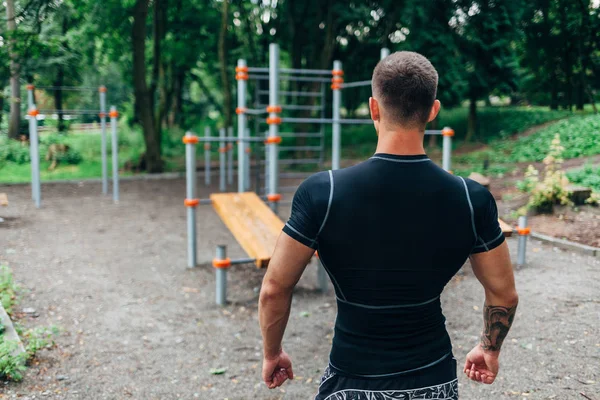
25,84,120,207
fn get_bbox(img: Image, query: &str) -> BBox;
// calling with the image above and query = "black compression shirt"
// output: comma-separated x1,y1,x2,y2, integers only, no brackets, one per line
282,153,505,377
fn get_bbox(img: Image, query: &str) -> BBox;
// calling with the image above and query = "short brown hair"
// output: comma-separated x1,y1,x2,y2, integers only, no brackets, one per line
372,51,438,128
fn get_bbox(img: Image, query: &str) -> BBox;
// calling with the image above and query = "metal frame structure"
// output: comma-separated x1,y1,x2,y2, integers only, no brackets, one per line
25,84,120,207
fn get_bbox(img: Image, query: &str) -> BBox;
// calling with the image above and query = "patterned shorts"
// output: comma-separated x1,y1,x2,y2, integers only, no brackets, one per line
314,355,458,400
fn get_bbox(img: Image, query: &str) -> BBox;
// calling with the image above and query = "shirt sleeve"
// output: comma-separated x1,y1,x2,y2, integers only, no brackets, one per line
466,179,506,254
282,171,331,249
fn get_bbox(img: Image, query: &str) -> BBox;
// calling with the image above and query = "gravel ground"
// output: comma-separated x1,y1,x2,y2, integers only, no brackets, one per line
0,178,599,400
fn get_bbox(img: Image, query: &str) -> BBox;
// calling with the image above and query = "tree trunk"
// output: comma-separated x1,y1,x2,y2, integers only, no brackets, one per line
168,69,185,127
132,0,163,173
218,0,232,129
6,0,21,140
153,0,168,132
54,67,65,132
466,97,477,142
0,90,4,128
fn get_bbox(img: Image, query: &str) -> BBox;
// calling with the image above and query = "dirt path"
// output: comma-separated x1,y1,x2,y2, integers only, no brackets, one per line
0,179,599,399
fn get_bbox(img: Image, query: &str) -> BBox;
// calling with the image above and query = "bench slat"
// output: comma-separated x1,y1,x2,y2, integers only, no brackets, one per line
0,193,8,207
210,192,284,268
499,218,513,237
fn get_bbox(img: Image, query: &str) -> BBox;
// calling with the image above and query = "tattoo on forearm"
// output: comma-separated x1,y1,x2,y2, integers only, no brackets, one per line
480,304,517,352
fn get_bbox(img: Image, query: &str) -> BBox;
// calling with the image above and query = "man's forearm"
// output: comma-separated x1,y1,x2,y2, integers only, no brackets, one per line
480,300,518,352
259,286,293,358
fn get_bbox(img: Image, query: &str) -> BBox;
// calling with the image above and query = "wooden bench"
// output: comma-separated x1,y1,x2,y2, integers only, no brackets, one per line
499,218,513,237
210,192,284,268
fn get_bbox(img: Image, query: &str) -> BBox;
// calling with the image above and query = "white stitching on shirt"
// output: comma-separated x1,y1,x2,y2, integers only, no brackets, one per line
285,222,316,244
459,177,479,249
472,230,504,249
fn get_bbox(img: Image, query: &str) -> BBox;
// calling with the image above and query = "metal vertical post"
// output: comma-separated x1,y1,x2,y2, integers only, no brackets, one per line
219,128,226,192
26,84,34,109
319,82,326,166
204,126,211,186
99,86,108,195
267,43,280,213
318,259,329,293
245,127,251,191
332,60,342,171
184,133,198,268
442,127,454,172
227,126,234,186
381,47,390,59
26,85,35,200
28,107,41,208
109,106,119,202
237,59,248,193
517,216,529,267
215,245,227,306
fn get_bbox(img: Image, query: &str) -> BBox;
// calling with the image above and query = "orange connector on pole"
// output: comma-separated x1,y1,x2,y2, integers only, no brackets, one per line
99,86,107,93
236,107,247,114
235,66,249,81
213,258,232,269
266,105,282,113
109,110,119,118
264,136,282,144
266,117,282,125
99,112,107,118
267,194,282,202
204,143,211,151
442,127,455,137
26,84,35,90
517,227,531,236
332,70,344,76
28,109,39,117
218,147,227,153
182,135,199,145
184,198,200,207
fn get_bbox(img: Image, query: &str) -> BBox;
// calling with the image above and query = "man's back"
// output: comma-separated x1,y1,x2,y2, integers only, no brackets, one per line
283,153,504,376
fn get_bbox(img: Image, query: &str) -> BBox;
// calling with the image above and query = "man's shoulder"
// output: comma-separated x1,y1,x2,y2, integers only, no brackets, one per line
299,170,331,193
463,177,495,208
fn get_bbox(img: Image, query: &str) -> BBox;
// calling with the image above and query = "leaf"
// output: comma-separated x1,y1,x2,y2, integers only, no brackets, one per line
209,367,227,375
299,311,310,318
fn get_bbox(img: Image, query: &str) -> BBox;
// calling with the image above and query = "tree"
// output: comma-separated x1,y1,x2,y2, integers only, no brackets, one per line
6,0,20,139
458,0,522,141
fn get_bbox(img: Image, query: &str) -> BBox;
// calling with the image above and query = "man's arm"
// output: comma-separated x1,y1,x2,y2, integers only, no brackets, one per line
465,241,519,384
259,232,315,389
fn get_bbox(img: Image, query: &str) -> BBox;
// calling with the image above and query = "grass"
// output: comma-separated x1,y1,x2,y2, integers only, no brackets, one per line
0,264,58,382
567,164,600,192
455,114,600,167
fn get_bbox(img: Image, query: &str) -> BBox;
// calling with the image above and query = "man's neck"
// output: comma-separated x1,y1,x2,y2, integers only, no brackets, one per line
375,126,426,156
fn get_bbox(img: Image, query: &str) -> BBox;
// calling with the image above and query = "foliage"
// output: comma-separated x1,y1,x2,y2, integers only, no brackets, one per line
567,164,600,205
41,134,83,165
456,114,600,166
0,340,28,381
22,326,58,357
0,265,19,315
517,134,572,213
0,135,31,165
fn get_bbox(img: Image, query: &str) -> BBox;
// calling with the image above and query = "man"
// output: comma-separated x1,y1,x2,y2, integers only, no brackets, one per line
259,51,518,399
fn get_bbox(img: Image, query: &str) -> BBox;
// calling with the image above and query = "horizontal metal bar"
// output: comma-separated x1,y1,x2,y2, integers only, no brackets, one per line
230,258,256,265
281,117,373,125
257,90,271,95
38,109,101,115
30,86,103,91
245,108,268,115
249,75,331,83
260,158,321,165
185,134,264,143
261,172,313,179
280,132,323,138
341,80,372,89
199,198,213,205
247,67,269,73
283,104,323,111
279,91,323,97
280,68,332,75
425,130,443,135
279,146,322,151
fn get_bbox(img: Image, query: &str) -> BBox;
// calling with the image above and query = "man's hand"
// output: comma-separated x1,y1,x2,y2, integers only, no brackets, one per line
464,345,499,384
262,350,294,389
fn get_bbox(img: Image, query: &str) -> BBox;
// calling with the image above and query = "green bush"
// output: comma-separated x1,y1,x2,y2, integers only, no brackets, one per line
0,340,28,381
41,134,84,166
457,115,600,165
0,265,19,315
567,164,600,192
0,135,31,165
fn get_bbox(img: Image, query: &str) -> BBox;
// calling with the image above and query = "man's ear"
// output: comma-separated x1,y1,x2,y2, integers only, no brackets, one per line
369,97,380,121
428,99,441,123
